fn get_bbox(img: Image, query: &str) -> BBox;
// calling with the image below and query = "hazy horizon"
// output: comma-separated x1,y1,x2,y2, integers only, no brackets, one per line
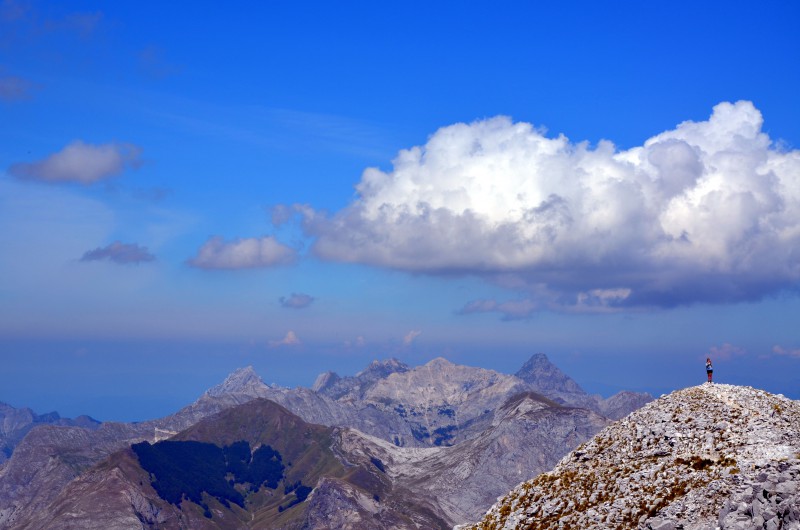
2,1,799,422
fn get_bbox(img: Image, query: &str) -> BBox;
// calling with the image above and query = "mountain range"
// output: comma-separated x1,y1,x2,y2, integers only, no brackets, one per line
0,353,651,529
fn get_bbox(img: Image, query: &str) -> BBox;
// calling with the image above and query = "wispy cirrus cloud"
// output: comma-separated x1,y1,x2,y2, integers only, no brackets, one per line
299,101,800,312
772,345,800,358
187,236,296,270
403,330,421,345
80,241,155,264
708,343,747,361
458,298,538,321
279,292,315,309
9,141,143,184
138,44,182,80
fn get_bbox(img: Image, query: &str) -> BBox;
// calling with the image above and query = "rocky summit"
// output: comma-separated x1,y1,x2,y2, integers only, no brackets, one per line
462,383,800,530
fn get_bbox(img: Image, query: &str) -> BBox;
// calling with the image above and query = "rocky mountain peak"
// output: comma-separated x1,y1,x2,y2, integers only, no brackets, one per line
205,366,266,397
356,358,409,378
423,357,455,369
464,383,800,530
311,371,340,393
515,353,583,393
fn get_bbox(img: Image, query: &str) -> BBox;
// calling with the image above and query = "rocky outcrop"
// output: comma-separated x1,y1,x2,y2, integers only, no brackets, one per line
597,390,655,421
462,383,800,530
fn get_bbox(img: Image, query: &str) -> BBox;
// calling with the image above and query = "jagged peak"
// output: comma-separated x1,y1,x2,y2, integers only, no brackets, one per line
355,357,409,378
206,366,266,397
515,352,558,374
515,353,587,394
311,371,340,392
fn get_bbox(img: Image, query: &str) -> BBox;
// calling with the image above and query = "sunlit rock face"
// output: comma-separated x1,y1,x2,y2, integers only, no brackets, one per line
462,383,800,530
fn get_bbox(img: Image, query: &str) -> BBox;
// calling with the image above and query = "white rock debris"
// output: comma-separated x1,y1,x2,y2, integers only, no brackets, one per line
462,383,800,530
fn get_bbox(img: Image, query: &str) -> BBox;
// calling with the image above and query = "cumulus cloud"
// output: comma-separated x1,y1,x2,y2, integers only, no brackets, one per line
301,101,800,310
9,140,143,184
403,330,421,345
279,292,315,309
187,236,296,269
270,330,300,347
80,241,155,264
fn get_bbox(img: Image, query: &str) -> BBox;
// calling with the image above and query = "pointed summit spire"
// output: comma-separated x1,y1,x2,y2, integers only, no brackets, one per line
206,366,266,397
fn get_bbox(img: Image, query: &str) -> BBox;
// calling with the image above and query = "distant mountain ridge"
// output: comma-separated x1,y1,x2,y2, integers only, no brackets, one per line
0,402,100,465
0,353,652,528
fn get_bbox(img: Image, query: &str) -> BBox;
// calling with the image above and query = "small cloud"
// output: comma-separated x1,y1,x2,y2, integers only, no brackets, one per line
187,236,296,270
80,241,155,264
458,298,538,321
708,343,747,361
0,75,35,102
403,330,421,346
9,140,143,184
279,292,315,309
270,330,300,348
772,345,800,358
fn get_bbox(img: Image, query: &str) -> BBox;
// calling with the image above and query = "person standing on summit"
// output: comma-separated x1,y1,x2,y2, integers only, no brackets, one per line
706,357,713,383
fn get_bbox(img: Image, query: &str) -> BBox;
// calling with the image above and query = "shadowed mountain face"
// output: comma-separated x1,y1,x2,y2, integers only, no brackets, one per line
0,354,652,528
11,400,450,530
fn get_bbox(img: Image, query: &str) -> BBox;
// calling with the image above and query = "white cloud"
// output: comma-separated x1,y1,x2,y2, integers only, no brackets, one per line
302,101,800,309
9,140,142,184
187,236,296,269
270,330,300,347
403,329,421,345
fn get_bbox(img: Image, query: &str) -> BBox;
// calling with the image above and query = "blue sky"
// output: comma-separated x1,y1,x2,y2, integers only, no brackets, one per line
2,1,799,421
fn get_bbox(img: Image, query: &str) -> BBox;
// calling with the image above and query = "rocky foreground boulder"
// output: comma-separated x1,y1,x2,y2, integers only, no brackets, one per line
462,383,800,530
